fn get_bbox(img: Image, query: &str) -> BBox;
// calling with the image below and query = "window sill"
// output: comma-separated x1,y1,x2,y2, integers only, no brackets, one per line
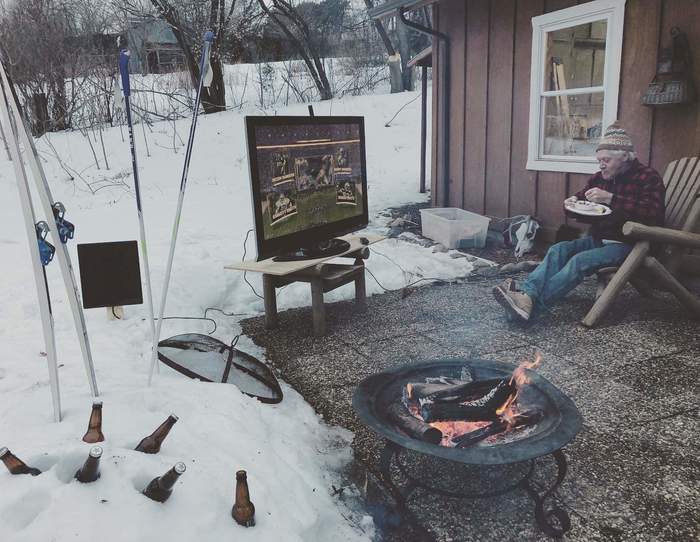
526,159,599,174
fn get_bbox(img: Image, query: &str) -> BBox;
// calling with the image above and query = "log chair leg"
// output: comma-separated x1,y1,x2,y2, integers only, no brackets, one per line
310,278,326,336
644,257,700,318
262,274,278,329
582,242,650,327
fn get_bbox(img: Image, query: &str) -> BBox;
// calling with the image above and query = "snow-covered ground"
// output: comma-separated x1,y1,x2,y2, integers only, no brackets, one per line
0,85,474,541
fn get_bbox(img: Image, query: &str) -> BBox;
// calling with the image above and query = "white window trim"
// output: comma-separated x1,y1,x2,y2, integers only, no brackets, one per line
526,0,627,174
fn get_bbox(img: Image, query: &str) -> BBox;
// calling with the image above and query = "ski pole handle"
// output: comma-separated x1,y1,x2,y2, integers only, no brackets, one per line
119,49,130,98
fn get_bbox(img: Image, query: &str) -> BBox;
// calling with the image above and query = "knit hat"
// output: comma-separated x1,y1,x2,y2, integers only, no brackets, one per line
596,121,634,152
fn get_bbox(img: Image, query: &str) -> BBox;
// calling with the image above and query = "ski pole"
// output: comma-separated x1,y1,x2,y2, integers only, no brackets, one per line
148,30,214,385
119,38,157,357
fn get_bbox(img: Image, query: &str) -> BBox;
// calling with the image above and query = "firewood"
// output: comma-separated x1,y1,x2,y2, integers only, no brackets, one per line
452,409,544,448
408,378,502,405
387,402,443,445
420,379,515,423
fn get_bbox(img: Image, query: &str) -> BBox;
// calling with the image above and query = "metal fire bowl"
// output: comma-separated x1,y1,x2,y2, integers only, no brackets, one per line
352,358,582,466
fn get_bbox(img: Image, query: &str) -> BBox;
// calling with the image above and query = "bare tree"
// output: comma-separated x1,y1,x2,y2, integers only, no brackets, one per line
256,0,332,100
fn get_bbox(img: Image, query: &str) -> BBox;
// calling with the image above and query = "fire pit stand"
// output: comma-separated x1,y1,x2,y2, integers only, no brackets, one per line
378,440,571,538
353,358,582,539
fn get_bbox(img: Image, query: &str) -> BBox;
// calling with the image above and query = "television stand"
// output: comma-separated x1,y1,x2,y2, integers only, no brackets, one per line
272,238,351,262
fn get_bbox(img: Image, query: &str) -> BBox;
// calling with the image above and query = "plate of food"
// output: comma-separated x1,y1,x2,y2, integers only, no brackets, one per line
564,200,612,217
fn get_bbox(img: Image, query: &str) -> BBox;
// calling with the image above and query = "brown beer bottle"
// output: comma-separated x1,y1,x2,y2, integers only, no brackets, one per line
75,446,102,483
82,401,105,443
231,470,255,527
134,414,178,454
0,447,41,476
142,462,186,503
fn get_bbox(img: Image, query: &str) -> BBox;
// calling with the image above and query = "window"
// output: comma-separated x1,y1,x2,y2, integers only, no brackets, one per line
527,0,627,174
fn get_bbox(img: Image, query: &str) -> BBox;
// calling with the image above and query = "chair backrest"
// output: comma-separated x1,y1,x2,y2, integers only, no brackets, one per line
662,157,700,231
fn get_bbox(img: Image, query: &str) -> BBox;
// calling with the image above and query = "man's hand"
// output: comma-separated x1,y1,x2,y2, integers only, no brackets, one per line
585,187,613,205
564,196,577,206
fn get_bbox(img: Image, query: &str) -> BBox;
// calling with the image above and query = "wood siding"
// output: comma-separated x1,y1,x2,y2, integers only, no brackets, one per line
431,0,700,238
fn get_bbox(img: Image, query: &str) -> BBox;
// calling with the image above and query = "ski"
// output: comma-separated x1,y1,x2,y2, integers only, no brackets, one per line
118,38,157,357
0,75,62,421
148,31,215,385
0,59,99,404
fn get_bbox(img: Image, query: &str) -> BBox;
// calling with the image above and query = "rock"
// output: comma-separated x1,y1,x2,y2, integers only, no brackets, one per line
500,262,518,274
449,250,467,259
476,266,499,278
387,227,402,238
432,244,448,253
472,259,491,269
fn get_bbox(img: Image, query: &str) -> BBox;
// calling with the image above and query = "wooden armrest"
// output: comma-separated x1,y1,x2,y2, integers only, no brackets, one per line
622,222,700,249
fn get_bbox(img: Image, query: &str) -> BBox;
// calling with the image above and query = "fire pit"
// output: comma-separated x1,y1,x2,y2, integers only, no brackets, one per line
352,357,582,538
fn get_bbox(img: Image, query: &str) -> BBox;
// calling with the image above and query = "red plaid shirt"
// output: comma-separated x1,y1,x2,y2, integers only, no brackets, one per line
574,159,665,241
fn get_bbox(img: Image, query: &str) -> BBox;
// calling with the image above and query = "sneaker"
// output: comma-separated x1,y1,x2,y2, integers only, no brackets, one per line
501,278,518,292
492,285,533,322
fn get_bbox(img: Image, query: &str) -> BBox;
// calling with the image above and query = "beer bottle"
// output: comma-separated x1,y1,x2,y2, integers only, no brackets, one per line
134,414,178,454
0,447,41,476
142,462,186,503
231,470,255,527
75,446,102,483
82,401,105,443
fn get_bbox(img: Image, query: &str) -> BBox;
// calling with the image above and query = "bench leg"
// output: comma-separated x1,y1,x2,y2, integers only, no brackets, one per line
262,274,278,329
355,269,367,308
310,278,326,336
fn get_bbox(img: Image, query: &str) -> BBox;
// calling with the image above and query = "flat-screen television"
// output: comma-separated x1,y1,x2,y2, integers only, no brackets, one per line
245,116,368,261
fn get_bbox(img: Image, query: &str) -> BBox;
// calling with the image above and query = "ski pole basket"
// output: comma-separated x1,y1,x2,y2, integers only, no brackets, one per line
52,202,75,244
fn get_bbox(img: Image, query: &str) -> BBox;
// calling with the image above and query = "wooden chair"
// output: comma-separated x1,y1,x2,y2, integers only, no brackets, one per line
582,156,700,327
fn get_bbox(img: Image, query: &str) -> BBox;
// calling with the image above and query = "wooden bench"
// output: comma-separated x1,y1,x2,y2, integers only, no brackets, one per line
225,234,384,336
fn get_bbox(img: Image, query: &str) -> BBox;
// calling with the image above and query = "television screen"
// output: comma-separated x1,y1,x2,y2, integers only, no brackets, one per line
245,116,368,260
77,241,143,309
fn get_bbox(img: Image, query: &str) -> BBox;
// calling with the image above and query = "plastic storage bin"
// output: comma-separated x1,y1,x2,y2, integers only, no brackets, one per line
419,208,491,249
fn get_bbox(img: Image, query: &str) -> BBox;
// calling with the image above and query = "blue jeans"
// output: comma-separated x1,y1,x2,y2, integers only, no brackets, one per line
519,236,632,313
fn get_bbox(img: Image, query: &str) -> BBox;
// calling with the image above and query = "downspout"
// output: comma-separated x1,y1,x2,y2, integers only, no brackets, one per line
397,8,450,207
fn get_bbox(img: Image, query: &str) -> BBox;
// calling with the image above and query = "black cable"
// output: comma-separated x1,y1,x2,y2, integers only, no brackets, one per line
111,306,122,320
156,316,217,334
242,228,264,300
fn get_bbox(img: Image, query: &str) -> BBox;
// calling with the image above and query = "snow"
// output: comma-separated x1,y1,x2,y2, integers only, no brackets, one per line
0,78,475,541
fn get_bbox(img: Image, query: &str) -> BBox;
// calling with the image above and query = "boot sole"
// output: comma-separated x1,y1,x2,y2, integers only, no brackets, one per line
492,286,531,322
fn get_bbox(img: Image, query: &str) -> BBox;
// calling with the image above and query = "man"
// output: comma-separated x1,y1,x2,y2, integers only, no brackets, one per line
493,122,666,321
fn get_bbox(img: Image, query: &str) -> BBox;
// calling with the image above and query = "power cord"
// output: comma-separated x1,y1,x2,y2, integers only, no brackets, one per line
242,228,264,300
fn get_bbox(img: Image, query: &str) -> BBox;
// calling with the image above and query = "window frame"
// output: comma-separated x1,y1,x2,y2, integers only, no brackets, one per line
526,0,627,174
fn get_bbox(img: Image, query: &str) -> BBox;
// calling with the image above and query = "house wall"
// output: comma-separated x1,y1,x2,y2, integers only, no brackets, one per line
430,0,700,239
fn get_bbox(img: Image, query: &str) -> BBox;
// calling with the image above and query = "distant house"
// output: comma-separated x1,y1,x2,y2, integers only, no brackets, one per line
127,16,185,75
370,0,700,240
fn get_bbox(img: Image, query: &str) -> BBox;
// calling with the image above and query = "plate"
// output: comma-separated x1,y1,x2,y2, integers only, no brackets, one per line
564,200,612,217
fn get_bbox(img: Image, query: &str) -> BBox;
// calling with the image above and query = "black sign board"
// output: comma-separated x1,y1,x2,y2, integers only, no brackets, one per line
77,241,143,309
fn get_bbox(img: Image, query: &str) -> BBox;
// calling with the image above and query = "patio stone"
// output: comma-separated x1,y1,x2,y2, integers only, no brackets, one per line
241,277,700,541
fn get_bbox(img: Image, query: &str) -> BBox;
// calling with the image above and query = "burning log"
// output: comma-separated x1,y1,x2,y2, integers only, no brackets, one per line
420,379,515,423
406,379,498,405
387,402,443,445
452,409,544,448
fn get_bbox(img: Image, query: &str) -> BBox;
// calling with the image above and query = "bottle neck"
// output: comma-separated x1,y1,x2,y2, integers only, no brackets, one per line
152,417,176,444
158,466,182,491
236,479,251,503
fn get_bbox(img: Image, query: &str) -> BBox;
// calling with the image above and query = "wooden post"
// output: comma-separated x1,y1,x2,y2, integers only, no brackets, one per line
643,256,700,318
310,277,326,336
262,274,278,329
581,241,650,327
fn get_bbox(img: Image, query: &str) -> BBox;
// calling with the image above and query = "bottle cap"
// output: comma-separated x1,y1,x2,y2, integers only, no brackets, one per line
174,462,186,475
89,446,103,458
170,414,179,422
236,470,247,480
93,401,103,407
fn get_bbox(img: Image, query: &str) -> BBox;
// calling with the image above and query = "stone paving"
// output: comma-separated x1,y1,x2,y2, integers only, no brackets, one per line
241,273,700,542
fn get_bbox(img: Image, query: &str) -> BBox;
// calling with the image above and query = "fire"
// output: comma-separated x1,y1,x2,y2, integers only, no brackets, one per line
404,353,544,447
